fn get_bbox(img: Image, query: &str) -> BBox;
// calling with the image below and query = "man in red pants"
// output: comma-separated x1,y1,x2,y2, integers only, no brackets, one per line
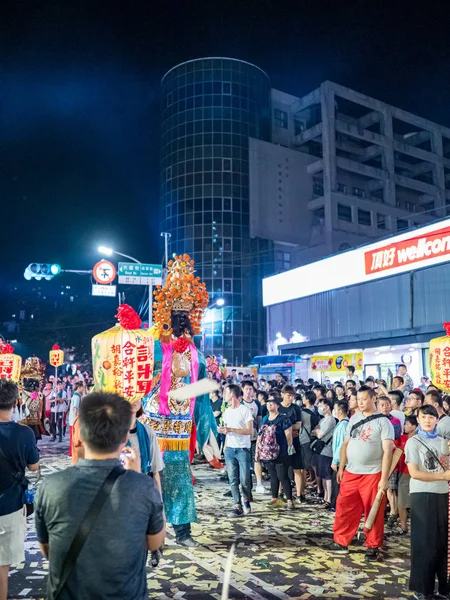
332,385,394,561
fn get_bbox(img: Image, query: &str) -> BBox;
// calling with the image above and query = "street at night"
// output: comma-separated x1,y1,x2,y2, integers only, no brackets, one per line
3,3,450,600
8,437,413,600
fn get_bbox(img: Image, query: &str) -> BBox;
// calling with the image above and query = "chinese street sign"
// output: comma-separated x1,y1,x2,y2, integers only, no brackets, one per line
92,284,117,297
118,263,162,286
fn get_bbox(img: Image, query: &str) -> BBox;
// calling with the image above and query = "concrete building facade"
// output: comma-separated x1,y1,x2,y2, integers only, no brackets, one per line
251,81,450,270
161,59,450,364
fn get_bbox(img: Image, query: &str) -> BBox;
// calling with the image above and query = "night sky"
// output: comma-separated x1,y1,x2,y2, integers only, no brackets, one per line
3,1,450,286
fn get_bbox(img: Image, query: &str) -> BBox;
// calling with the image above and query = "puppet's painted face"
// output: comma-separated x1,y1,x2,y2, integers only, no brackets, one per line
171,311,193,338
23,378,40,392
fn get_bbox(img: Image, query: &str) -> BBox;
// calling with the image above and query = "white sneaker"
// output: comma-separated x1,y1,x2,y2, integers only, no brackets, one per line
255,484,268,494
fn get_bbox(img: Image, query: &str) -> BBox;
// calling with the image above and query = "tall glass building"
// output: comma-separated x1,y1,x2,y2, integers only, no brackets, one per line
161,58,272,364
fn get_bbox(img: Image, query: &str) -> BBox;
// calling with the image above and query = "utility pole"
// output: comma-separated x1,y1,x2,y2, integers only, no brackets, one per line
160,232,171,283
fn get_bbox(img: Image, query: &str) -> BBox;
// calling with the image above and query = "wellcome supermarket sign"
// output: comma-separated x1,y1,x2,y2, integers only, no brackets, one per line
263,218,450,307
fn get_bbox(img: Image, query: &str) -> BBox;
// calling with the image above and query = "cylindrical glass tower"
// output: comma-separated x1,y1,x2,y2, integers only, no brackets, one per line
161,58,272,364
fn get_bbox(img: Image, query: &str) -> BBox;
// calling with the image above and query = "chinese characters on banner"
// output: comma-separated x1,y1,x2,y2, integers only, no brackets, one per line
430,323,450,393
92,327,155,402
49,344,64,367
0,344,22,382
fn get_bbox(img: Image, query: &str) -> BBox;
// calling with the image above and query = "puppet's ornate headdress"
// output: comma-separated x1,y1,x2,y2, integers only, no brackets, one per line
153,254,208,337
20,356,45,384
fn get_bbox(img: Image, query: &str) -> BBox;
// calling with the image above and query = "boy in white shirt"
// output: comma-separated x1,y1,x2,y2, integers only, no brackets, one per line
219,384,253,516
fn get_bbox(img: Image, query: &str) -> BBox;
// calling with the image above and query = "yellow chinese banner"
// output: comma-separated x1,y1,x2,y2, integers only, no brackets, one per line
311,352,363,372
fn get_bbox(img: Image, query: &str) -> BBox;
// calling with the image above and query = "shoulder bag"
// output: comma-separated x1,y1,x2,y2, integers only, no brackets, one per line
413,436,447,472
53,465,124,599
350,413,388,437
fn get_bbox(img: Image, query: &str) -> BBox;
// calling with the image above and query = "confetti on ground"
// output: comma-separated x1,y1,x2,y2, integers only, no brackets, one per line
8,436,415,599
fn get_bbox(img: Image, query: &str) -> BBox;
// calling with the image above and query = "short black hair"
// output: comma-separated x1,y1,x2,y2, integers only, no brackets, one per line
393,376,404,385
257,390,268,402
312,384,327,397
389,390,404,405
319,398,333,411
304,391,316,406
79,392,132,454
0,380,19,411
335,384,344,391
405,414,418,428
358,385,377,400
417,404,439,419
336,400,349,416
426,390,443,407
281,384,295,396
409,389,424,403
347,365,355,374
241,380,255,390
346,379,356,386
398,363,407,369
227,384,242,399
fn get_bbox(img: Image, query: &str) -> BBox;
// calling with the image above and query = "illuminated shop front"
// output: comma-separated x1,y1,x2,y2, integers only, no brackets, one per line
263,218,450,384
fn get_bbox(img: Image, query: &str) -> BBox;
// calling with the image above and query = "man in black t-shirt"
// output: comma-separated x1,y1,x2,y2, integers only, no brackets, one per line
279,385,304,505
0,380,40,599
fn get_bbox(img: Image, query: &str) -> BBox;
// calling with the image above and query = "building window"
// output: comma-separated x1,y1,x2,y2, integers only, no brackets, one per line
283,252,291,270
313,181,324,197
223,158,232,172
397,218,409,232
224,279,232,293
352,186,366,199
165,166,172,181
377,213,386,230
358,209,371,226
166,92,173,107
274,109,288,129
338,203,352,223
223,197,232,211
294,119,306,135
337,182,347,194
222,82,231,95
223,238,232,252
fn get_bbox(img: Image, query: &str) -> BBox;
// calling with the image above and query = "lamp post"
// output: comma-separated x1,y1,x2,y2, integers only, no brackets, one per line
98,246,153,326
202,298,225,354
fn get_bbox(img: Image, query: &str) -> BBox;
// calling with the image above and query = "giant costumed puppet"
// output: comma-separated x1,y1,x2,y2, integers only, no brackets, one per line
19,356,47,440
141,254,221,547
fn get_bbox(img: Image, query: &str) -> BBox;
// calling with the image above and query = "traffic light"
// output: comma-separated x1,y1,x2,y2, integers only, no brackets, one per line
24,263,62,281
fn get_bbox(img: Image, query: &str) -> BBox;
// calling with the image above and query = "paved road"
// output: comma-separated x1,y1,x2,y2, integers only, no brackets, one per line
8,437,413,599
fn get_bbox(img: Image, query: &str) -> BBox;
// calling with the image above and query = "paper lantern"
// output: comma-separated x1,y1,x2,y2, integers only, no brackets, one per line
92,304,155,402
430,322,450,393
0,343,22,382
49,344,64,367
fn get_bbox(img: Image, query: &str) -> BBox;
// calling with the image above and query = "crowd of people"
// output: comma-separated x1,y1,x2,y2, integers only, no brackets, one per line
2,360,450,600
204,363,450,600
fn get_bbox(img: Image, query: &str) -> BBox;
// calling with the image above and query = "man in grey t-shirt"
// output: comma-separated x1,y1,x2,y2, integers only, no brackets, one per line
35,392,165,600
332,386,394,560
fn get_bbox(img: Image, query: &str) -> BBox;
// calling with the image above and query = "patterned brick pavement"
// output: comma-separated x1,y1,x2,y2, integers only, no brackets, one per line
8,437,413,599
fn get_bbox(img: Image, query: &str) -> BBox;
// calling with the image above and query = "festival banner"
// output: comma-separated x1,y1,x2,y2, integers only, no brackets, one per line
311,352,363,372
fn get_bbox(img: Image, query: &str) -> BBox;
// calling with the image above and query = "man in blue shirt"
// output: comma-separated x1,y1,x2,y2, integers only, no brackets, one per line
330,401,350,510
0,379,40,600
